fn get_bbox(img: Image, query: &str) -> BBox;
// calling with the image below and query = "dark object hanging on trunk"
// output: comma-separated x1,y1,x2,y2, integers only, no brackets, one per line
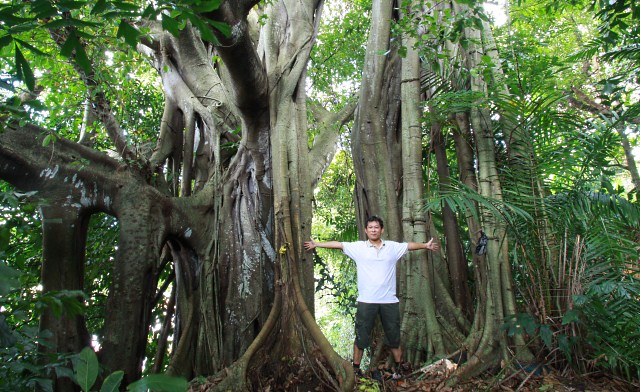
476,231,488,255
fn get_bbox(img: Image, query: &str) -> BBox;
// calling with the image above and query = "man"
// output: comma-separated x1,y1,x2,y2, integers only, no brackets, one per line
304,215,439,379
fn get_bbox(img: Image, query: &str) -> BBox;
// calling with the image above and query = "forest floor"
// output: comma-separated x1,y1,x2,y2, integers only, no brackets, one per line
356,361,640,392
196,358,639,391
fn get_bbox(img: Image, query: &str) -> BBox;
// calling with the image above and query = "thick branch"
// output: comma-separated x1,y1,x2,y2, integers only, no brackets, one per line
307,100,357,185
0,123,120,210
567,87,612,115
203,2,269,125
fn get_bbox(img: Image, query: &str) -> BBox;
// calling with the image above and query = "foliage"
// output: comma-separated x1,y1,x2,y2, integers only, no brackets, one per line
83,214,119,340
0,0,228,92
0,186,122,390
0,0,199,154
588,0,640,123
60,346,187,392
489,23,640,375
308,0,369,104
577,260,640,380
503,185,640,376
424,178,533,228
414,0,640,379
312,150,359,358
395,0,489,72
313,150,358,304
0,184,45,389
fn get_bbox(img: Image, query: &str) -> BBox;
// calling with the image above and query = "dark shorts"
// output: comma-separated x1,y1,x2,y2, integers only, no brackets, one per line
354,302,401,349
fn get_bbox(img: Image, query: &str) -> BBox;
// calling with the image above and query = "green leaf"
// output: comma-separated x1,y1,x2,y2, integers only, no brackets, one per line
100,371,124,392
60,31,79,58
141,5,156,18
562,309,580,325
74,347,99,392
57,1,87,11
31,0,57,18
55,366,76,382
14,45,35,91
558,335,571,357
111,1,141,12
127,374,189,392
28,378,54,392
91,0,109,15
192,0,222,13
14,38,48,56
539,325,553,349
0,229,10,256
8,21,41,34
188,15,219,45
59,30,92,73
480,54,493,65
0,34,12,50
161,14,182,37
397,45,407,58
117,20,141,48
42,134,54,147
190,18,220,45
0,9,32,27
572,294,588,306
0,262,21,296
102,10,138,19
43,18,100,29
207,20,231,37
75,47,91,73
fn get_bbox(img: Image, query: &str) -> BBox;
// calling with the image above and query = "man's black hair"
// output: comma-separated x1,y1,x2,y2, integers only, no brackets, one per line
365,215,384,229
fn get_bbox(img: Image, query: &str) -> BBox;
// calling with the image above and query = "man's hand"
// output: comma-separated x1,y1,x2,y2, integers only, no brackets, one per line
303,238,317,251
304,239,343,251
408,238,440,251
425,238,439,251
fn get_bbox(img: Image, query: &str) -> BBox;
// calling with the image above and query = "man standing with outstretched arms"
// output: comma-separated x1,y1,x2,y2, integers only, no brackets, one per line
304,215,439,380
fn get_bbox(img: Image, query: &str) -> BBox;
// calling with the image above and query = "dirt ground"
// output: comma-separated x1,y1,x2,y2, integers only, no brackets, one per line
194,359,639,391
357,364,639,392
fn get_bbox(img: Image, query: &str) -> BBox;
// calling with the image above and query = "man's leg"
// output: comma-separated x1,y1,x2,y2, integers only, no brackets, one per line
353,302,377,367
390,347,402,363
379,302,404,378
353,344,364,366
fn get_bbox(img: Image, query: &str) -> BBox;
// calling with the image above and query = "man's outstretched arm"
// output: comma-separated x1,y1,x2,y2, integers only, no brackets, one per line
304,239,344,251
407,238,439,251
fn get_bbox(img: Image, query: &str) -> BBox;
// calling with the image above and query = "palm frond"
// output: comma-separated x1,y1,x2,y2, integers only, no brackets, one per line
601,43,640,63
424,178,533,226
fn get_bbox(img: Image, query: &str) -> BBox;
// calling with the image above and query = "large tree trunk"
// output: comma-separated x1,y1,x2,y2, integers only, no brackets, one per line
398,25,447,365
39,206,91,391
451,2,533,379
160,1,352,389
352,0,403,237
101,187,166,383
0,123,170,386
0,0,357,388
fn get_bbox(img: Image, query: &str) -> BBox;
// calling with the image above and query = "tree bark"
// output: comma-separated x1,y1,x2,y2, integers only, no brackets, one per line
398,25,444,365
352,0,403,236
452,2,533,378
431,119,472,317
39,205,91,392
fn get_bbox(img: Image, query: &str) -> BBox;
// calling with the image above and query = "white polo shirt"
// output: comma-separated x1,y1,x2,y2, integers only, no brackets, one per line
342,240,408,303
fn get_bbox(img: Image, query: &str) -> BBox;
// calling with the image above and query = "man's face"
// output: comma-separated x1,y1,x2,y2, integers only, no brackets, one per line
365,221,384,241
